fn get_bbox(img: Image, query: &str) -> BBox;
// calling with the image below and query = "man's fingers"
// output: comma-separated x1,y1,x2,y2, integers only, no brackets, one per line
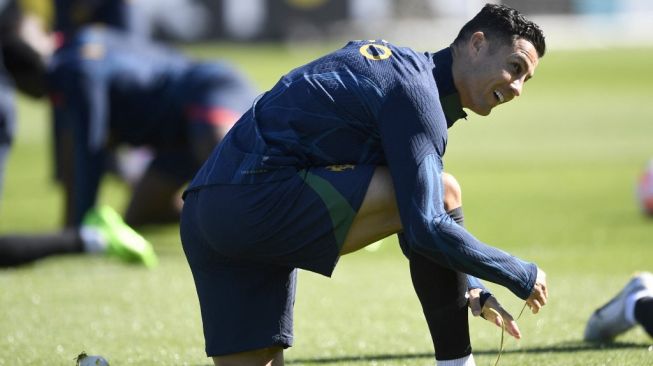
536,268,548,301
482,305,521,340
505,319,522,340
467,288,483,317
497,307,521,339
470,298,482,317
528,299,542,314
526,268,549,315
534,283,547,304
482,307,502,324
471,305,482,317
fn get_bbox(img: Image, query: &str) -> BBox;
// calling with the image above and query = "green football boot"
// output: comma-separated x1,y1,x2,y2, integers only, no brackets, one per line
82,205,158,268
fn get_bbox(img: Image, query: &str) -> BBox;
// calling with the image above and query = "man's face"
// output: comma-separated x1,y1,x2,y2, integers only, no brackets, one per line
455,33,539,116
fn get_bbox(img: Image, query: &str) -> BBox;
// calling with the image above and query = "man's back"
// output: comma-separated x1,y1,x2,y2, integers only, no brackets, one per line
188,40,450,187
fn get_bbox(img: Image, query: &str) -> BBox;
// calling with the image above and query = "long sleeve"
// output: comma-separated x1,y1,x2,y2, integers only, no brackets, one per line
377,83,537,300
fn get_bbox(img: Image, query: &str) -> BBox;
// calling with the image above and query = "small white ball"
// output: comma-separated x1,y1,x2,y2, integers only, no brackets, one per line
76,353,110,366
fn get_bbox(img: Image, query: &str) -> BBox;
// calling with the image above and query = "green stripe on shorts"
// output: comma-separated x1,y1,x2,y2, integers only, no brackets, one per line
300,171,356,250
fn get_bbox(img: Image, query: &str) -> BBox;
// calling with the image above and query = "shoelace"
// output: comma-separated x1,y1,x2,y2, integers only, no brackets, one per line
487,302,529,366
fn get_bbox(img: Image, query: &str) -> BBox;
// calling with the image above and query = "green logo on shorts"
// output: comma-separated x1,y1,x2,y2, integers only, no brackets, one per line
325,164,355,172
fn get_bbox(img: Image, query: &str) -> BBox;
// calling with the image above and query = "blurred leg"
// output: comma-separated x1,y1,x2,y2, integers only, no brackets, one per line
129,112,236,228
0,230,83,267
0,143,9,203
0,81,15,206
124,146,199,227
124,165,184,227
635,297,653,337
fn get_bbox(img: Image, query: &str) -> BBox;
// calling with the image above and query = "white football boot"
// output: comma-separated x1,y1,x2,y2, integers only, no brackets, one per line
584,272,653,342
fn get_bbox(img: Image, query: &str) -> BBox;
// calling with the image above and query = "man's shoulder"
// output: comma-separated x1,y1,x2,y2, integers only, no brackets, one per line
327,40,432,84
336,40,426,65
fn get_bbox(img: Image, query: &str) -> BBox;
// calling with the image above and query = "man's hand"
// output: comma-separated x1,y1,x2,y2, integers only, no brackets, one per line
468,268,547,340
468,289,522,339
526,268,548,314
467,288,484,317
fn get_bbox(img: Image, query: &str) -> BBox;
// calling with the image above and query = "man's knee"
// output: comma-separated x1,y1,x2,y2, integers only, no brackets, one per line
213,347,284,366
442,172,462,211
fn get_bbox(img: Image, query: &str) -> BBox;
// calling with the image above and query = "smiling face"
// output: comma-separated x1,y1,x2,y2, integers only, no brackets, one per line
452,32,539,116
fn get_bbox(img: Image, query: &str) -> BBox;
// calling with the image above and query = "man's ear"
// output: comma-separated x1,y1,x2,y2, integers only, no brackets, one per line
469,31,486,57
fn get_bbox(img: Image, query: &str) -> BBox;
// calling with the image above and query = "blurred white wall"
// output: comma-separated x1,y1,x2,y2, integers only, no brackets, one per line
143,0,653,48
138,0,210,40
348,0,392,21
223,0,266,40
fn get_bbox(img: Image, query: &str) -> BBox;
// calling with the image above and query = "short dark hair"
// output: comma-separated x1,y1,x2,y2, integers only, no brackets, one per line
453,3,546,57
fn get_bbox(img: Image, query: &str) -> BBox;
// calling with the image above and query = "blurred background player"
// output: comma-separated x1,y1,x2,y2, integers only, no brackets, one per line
0,0,52,203
53,0,147,43
49,25,256,228
0,0,18,204
0,1,256,267
584,272,653,342
0,0,157,267
53,0,154,186
53,0,211,44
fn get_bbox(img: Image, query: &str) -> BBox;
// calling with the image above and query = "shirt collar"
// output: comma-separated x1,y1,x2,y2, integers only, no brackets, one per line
431,47,467,128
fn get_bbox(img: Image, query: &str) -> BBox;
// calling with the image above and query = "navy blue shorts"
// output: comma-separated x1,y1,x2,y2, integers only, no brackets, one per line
180,165,375,356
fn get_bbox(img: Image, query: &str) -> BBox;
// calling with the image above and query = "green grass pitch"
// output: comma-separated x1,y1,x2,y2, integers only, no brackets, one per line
1,44,653,365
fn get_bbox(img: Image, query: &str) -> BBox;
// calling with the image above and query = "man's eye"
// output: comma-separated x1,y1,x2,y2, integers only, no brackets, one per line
511,62,522,74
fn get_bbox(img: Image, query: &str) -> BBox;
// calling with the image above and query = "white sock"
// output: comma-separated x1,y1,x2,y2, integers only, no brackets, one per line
79,226,107,253
437,354,475,366
626,290,653,325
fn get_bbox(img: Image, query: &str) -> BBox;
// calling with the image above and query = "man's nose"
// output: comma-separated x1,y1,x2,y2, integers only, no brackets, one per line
510,78,524,97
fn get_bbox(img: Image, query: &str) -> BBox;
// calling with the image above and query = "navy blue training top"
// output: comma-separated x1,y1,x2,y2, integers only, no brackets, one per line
186,40,537,299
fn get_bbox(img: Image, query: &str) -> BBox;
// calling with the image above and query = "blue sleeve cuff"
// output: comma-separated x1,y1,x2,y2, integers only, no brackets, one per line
467,275,488,292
